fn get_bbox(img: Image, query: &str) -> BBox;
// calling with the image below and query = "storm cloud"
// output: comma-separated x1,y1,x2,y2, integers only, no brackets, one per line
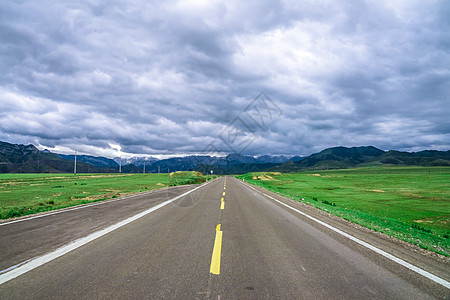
1,0,449,157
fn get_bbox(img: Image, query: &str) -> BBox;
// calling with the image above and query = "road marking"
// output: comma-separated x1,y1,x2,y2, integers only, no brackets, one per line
241,181,450,290
221,197,224,201
220,201,225,210
0,258,34,275
0,180,214,285
223,192,225,196
210,224,223,275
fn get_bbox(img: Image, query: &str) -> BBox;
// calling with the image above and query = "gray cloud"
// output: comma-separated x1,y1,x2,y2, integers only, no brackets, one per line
0,0,449,158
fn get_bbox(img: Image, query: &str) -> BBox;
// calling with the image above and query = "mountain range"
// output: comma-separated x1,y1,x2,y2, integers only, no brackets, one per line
0,141,113,173
1,140,449,174
58,154,119,169
269,146,450,172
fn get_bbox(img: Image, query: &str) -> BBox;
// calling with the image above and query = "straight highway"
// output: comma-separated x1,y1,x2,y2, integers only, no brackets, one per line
0,177,448,299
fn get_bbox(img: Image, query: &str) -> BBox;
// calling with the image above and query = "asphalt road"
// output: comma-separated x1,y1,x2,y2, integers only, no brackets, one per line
0,177,448,299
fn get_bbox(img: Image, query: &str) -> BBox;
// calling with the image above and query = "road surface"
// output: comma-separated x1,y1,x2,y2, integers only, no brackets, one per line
0,177,448,299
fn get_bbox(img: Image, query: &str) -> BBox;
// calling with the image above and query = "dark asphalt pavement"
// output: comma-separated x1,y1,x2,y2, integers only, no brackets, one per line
0,177,448,299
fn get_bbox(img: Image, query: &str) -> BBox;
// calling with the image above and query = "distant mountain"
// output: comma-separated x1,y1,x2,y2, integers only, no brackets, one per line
0,141,50,173
369,150,450,167
2,140,448,174
0,141,41,163
0,141,113,173
196,162,281,175
297,146,385,168
145,156,214,173
256,155,291,164
270,146,450,172
113,156,159,168
290,155,305,162
0,143,289,174
121,163,145,173
224,153,257,165
147,154,290,174
58,154,119,169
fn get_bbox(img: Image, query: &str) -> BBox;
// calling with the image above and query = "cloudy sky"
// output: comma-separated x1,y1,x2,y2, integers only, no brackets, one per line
1,0,449,158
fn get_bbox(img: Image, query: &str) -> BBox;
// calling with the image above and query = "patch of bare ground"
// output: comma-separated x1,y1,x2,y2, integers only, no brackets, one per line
71,193,116,201
401,192,424,198
77,174,133,179
415,216,449,227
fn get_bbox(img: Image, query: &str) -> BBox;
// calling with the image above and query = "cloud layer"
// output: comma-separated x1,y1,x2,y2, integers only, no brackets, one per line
1,0,449,157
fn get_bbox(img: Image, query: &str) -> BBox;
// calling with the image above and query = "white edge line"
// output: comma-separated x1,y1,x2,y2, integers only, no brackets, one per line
0,184,191,226
0,258,35,275
0,180,213,285
240,180,450,290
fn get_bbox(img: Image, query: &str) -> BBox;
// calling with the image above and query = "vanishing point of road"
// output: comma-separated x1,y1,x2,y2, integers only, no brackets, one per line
0,177,449,299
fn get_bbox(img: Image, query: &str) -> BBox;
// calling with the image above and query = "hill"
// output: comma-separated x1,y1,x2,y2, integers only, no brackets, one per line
370,150,450,167
58,154,119,169
2,140,448,174
0,141,291,174
147,154,290,174
0,141,114,173
113,156,159,168
270,146,450,172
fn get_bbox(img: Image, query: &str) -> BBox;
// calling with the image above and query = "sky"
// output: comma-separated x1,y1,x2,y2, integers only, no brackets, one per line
1,0,449,158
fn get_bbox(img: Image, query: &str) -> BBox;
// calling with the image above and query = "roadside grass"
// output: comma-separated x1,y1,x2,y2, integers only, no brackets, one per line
237,167,450,256
0,172,205,220
168,171,206,186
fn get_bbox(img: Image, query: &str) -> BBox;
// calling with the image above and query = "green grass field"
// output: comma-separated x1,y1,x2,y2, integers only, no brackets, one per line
238,167,450,256
0,172,205,220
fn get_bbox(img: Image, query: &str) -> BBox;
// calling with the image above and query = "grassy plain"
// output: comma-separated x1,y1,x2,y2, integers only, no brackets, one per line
0,172,205,220
238,167,450,256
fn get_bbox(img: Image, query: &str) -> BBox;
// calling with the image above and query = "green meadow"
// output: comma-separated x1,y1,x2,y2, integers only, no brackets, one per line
0,172,205,220
238,167,450,256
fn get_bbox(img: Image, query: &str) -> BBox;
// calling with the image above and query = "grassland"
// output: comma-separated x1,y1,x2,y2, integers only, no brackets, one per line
238,167,450,256
0,171,205,220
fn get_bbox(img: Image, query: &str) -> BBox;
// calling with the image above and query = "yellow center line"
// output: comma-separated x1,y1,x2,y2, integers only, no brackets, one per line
220,201,225,210
210,224,223,275
223,192,225,196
